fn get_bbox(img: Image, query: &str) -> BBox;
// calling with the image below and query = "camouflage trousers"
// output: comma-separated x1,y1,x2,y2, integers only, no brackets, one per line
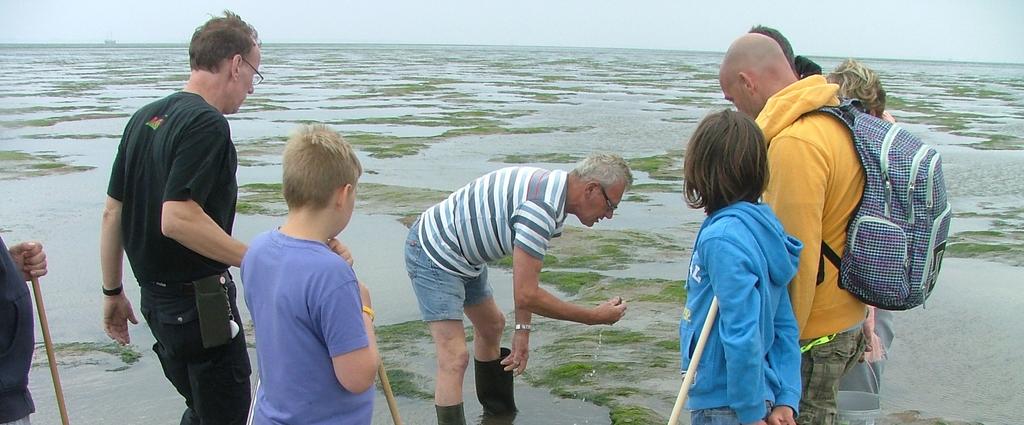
796,326,867,425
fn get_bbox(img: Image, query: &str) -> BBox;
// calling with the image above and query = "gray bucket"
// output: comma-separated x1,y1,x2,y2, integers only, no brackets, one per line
837,390,881,425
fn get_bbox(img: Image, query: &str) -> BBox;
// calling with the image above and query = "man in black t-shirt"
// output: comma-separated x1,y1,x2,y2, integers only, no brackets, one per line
99,11,261,425
0,238,46,425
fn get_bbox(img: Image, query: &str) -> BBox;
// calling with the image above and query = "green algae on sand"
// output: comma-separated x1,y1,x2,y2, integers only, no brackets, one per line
335,124,588,159
0,150,94,180
539,271,605,295
490,227,684,272
516,267,690,424
627,153,683,182
964,133,1024,150
377,368,434,400
0,112,130,129
375,320,432,346
609,405,665,424
32,341,143,370
236,182,449,222
630,183,678,193
490,152,584,164
946,240,1023,266
947,208,1024,266
546,227,683,271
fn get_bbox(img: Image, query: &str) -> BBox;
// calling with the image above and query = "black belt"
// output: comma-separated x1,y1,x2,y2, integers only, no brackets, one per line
141,271,230,295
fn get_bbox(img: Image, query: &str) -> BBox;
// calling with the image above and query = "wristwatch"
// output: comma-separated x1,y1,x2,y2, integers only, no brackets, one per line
514,323,532,332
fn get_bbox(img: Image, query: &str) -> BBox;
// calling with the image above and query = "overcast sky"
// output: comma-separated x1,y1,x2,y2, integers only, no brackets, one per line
1,0,1021,64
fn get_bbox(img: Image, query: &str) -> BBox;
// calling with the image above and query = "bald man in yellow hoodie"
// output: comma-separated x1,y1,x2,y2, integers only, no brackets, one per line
718,33,867,425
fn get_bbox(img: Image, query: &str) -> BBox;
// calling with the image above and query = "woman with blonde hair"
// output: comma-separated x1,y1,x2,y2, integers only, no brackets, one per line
827,58,896,123
827,58,896,395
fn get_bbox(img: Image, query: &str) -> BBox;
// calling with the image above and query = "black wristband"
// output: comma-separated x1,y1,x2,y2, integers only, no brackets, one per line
103,285,123,296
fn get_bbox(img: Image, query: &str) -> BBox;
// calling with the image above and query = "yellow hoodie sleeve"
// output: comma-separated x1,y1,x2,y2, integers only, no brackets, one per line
763,134,828,334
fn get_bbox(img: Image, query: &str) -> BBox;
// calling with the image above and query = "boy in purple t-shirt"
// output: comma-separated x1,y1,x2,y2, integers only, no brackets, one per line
242,124,378,424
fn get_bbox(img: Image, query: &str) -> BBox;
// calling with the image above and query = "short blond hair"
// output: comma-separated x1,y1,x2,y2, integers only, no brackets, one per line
827,59,887,117
282,124,362,210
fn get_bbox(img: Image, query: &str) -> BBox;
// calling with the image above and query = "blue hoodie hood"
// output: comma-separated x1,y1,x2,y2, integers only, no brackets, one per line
679,202,803,423
704,202,802,288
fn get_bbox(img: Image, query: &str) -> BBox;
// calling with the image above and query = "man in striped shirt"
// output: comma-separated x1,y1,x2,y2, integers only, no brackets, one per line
405,153,633,424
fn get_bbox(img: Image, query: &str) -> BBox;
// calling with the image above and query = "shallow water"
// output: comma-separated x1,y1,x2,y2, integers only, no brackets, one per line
883,259,1023,424
2,45,1023,424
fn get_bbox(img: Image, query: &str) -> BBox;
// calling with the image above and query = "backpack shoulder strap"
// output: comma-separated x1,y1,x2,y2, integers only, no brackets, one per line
813,99,862,285
819,99,862,125
816,242,843,285
822,242,842,267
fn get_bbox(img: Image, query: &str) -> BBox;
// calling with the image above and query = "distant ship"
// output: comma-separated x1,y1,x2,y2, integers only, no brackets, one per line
104,39,117,45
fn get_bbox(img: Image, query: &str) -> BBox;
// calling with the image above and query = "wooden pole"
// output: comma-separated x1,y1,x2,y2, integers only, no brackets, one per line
378,361,403,425
667,297,719,425
30,276,70,425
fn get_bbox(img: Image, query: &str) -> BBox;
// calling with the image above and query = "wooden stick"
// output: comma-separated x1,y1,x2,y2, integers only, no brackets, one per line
667,297,719,425
30,276,70,425
246,374,260,425
377,361,403,425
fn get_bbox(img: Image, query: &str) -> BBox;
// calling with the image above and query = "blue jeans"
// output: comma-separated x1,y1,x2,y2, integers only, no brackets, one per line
691,402,772,425
690,407,744,425
404,220,492,321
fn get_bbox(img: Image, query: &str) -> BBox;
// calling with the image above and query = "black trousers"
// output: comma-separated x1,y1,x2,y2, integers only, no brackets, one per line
140,276,251,425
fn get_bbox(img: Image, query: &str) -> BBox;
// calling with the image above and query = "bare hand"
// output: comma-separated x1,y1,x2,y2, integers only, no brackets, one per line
591,296,627,325
9,241,46,280
858,307,876,362
103,294,139,345
882,111,896,123
327,237,354,266
501,330,530,376
766,405,796,425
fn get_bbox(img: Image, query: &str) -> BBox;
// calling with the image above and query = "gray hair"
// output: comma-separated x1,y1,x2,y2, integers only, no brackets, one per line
570,153,633,189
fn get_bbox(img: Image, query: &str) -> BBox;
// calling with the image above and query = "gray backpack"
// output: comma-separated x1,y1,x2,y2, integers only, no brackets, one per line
816,100,951,310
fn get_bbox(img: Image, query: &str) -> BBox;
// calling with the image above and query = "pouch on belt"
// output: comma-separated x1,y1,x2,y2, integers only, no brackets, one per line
194,273,232,348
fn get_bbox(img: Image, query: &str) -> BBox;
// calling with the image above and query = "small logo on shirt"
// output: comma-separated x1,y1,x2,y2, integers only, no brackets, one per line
145,115,165,130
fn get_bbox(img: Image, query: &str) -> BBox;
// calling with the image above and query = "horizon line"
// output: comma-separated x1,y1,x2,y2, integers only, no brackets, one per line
0,41,1020,66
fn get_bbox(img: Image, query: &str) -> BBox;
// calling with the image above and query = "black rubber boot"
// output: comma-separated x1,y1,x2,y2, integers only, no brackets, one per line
474,347,517,416
436,403,467,425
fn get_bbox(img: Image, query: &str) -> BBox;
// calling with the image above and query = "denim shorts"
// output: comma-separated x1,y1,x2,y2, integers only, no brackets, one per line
404,221,492,321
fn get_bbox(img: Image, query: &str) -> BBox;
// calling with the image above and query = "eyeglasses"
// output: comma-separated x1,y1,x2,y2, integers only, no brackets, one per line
240,56,264,86
598,185,618,213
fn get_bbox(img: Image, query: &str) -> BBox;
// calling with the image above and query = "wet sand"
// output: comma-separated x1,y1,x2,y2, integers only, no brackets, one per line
3,45,1023,424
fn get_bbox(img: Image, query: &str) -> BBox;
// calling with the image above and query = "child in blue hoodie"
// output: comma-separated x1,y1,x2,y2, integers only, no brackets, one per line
680,110,803,425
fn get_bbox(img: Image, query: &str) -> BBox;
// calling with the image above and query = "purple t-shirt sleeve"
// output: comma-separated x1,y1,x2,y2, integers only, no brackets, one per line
315,276,369,358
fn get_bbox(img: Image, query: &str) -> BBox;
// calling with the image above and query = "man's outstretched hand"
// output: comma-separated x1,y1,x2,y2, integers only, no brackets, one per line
591,296,627,325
